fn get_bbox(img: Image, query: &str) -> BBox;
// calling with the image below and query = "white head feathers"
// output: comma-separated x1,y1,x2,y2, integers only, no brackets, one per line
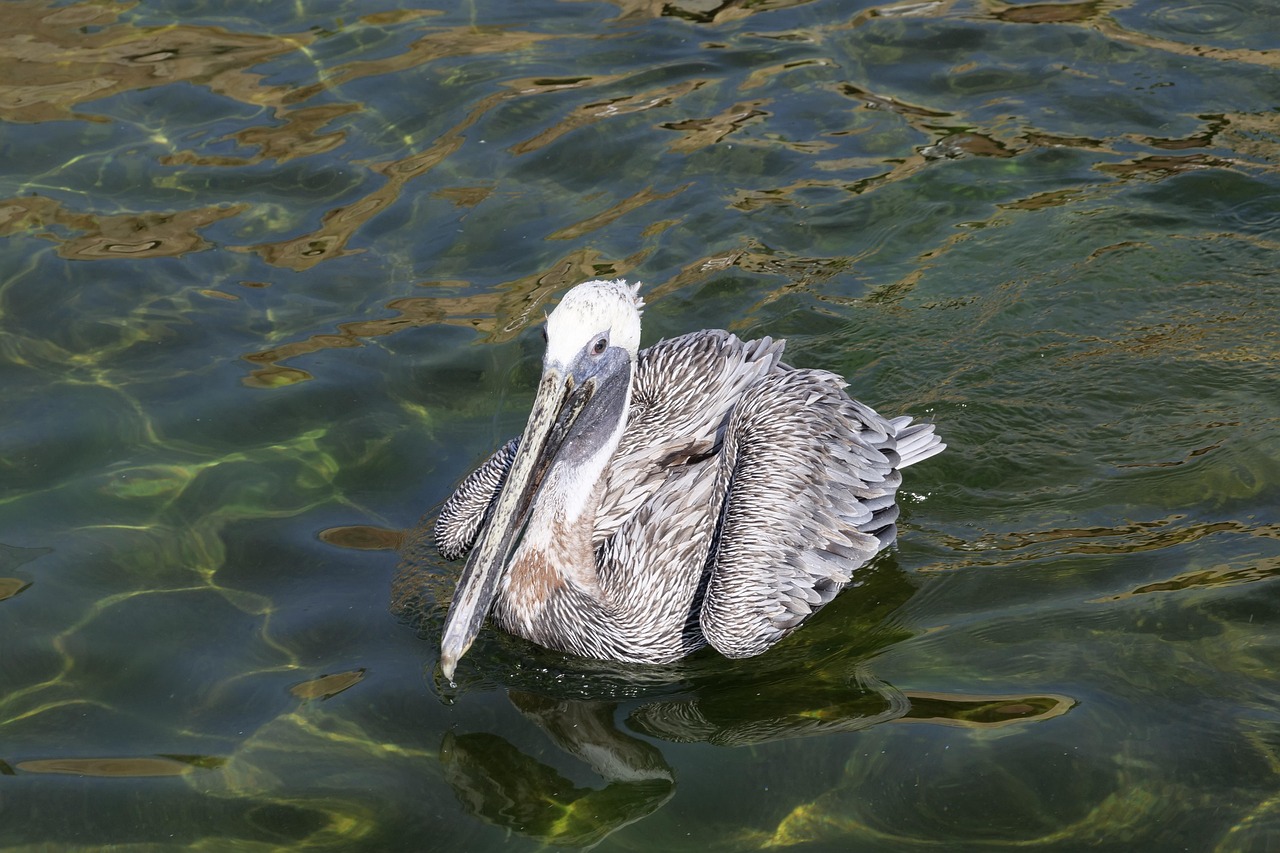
544,279,645,365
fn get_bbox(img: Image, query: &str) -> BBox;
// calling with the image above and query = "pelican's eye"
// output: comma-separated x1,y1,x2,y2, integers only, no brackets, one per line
591,335,608,355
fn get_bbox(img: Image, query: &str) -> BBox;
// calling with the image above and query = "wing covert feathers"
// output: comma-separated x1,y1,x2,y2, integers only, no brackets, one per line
433,437,518,561
699,368,923,659
594,330,785,544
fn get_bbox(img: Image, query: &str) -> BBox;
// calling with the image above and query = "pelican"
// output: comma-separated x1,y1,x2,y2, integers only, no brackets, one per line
435,279,943,680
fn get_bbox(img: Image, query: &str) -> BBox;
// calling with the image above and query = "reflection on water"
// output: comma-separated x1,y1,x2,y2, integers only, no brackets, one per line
17,754,224,778
443,684,1071,845
1,0,1279,848
0,195,247,259
444,695,676,848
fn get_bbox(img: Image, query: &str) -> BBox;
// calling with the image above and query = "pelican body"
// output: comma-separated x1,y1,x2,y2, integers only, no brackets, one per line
436,280,943,679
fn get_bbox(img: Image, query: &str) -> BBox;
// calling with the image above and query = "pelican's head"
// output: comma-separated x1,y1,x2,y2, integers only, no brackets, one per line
544,279,644,367
439,279,645,681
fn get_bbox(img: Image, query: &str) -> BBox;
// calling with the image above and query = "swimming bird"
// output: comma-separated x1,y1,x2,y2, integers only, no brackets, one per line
435,279,943,680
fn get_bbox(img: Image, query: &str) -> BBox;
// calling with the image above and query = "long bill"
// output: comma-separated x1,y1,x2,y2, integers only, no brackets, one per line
439,366,594,681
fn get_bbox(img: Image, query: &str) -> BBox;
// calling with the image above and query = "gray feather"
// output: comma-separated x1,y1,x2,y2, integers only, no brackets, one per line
434,437,518,561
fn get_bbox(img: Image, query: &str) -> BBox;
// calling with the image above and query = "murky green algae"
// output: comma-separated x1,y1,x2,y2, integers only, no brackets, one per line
1,0,1279,849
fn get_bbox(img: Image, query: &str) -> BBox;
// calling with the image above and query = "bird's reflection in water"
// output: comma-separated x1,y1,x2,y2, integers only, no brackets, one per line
439,672,1071,847
389,535,1071,847
442,694,675,848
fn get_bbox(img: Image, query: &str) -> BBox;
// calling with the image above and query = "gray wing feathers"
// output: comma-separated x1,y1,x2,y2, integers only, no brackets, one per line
594,330,785,544
699,369,913,659
433,437,518,560
889,416,946,468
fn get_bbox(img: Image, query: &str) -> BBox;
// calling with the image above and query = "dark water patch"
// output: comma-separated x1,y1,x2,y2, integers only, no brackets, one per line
16,754,224,777
290,668,367,701
0,576,33,601
1128,169,1280,236
0,768,348,847
992,1,1108,25
0,382,155,499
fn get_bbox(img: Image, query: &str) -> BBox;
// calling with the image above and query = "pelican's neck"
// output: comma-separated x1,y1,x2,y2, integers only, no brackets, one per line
503,367,633,616
518,450,611,590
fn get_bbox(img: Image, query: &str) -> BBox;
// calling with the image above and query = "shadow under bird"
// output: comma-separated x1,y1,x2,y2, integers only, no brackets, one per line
435,280,944,680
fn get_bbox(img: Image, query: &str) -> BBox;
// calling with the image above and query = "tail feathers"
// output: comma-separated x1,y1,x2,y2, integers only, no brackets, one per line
891,418,945,469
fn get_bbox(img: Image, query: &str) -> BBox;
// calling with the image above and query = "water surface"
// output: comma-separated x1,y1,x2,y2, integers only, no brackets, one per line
2,0,1279,849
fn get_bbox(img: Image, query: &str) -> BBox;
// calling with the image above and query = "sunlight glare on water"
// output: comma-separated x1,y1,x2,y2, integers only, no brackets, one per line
1,0,1278,849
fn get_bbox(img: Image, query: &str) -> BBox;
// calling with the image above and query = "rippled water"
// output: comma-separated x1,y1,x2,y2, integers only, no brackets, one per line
2,0,1278,849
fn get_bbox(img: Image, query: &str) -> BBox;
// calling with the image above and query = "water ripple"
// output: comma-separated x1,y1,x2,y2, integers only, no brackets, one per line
1150,2,1248,36
1222,193,1280,232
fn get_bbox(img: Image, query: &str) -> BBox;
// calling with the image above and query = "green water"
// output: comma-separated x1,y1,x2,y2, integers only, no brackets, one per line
2,0,1279,849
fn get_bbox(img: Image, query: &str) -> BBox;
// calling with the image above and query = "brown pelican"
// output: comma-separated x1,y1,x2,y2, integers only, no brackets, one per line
436,279,943,680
